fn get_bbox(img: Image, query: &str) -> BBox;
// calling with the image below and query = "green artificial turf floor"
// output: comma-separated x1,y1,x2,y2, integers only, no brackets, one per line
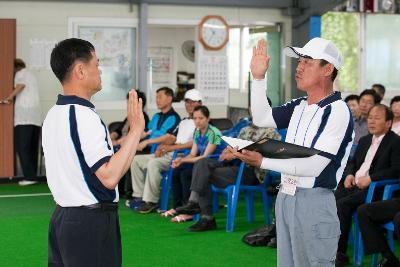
0,183,395,266
0,183,275,267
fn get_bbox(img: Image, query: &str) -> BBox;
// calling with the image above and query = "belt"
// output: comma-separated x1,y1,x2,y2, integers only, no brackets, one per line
82,203,118,211
58,203,118,211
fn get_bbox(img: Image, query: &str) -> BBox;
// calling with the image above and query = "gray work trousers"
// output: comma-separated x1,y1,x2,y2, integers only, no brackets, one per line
131,153,172,203
275,187,340,267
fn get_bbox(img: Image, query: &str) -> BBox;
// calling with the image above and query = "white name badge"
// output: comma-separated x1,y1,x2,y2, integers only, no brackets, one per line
281,175,299,196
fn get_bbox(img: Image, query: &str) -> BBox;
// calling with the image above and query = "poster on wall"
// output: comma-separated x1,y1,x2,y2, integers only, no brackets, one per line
29,39,57,70
78,26,136,102
69,18,138,107
197,55,229,105
147,47,175,107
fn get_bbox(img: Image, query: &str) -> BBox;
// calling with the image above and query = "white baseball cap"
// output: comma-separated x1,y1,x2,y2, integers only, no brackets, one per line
283,37,343,70
184,89,202,102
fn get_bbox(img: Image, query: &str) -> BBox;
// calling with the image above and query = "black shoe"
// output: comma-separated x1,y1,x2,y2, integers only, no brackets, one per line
136,202,159,214
335,252,349,267
176,201,201,215
378,256,400,267
187,218,217,232
267,237,277,248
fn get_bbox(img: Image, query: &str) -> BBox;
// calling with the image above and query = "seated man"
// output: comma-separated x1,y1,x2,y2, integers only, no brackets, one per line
136,86,181,153
357,196,400,267
344,94,360,122
335,104,400,266
175,116,280,231
128,89,202,213
354,89,381,145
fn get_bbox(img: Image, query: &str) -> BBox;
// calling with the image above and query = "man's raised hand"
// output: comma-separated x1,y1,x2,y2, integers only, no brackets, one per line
250,39,270,80
127,89,145,135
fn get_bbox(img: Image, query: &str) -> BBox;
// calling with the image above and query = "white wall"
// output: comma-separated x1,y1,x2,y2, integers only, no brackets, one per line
0,1,292,124
0,1,138,124
148,27,195,74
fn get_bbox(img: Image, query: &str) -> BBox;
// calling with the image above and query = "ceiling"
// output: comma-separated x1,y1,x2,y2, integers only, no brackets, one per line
1,0,346,16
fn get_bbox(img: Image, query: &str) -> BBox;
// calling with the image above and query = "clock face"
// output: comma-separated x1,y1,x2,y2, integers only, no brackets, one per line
199,15,229,50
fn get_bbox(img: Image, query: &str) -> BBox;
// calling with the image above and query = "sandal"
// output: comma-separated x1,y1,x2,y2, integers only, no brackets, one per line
171,214,193,223
161,209,177,217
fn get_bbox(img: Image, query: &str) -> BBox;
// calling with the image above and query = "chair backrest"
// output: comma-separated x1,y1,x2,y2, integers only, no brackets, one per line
222,117,252,138
277,128,287,141
210,118,234,131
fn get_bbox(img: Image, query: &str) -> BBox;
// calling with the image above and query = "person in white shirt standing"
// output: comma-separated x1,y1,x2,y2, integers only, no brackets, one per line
233,38,354,267
43,38,145,267
1,59,41,186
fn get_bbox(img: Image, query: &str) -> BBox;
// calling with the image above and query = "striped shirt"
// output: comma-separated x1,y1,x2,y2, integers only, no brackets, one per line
42,95,116,207
251,80,354,189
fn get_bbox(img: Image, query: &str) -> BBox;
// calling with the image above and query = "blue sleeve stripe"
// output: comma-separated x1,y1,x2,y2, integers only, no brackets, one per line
272,97,306,129
100,120,112,151
311,105,332,148
314,108,354,189
90,156,111,173
69,106,116,202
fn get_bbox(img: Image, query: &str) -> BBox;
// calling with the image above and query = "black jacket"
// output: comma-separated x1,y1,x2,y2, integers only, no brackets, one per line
344,130,400,181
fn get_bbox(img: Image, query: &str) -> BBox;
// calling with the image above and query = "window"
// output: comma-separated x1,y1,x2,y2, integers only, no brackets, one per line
322,12,360,93
365,14,400,94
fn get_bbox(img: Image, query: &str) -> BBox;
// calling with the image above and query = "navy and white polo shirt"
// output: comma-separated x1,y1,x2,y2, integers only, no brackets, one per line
251,80,354,189
42,95,117,207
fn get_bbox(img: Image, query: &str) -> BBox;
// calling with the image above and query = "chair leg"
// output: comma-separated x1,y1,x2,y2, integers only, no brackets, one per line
193,214,200,222
388,230,394,251
353,216,364,266
245,191,254,223
160,173,169,211
261,190,270,225
226,187,236,232
371,254,379,267
212,191,219,213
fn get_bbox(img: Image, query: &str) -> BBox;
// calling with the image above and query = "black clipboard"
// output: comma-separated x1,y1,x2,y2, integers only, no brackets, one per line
223,136,321,159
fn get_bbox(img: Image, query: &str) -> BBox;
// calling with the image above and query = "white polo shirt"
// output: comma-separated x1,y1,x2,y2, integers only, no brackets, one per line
14,69,41,126
251,80,354,189
173,117,196,144
42,95,117,207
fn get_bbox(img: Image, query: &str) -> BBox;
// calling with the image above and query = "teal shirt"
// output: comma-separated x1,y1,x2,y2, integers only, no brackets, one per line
193,125,222,155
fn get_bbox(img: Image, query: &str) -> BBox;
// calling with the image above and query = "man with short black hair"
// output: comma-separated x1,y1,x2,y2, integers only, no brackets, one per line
136,86,180,153
344,94,360,121
354,89,381,144
43,38,145,267
372,83,386,104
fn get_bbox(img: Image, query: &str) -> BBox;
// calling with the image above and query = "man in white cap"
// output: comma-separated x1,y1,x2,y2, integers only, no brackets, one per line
128,89,203,213
233,38,354,266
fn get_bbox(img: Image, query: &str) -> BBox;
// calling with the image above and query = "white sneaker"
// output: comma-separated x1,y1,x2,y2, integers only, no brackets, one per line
18,180,38,186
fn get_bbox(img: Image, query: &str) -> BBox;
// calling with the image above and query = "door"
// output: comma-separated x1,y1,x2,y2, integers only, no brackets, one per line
0,19,16,178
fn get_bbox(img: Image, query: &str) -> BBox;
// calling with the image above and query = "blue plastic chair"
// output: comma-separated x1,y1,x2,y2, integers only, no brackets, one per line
159,149,190,211
277,128,287,141
370,183,400,267
221,118,251,138
211,162,274,232
352,179,399,266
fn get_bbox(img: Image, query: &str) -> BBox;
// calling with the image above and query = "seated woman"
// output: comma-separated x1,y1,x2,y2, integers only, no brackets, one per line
175,116,281,231
162,106,222,222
